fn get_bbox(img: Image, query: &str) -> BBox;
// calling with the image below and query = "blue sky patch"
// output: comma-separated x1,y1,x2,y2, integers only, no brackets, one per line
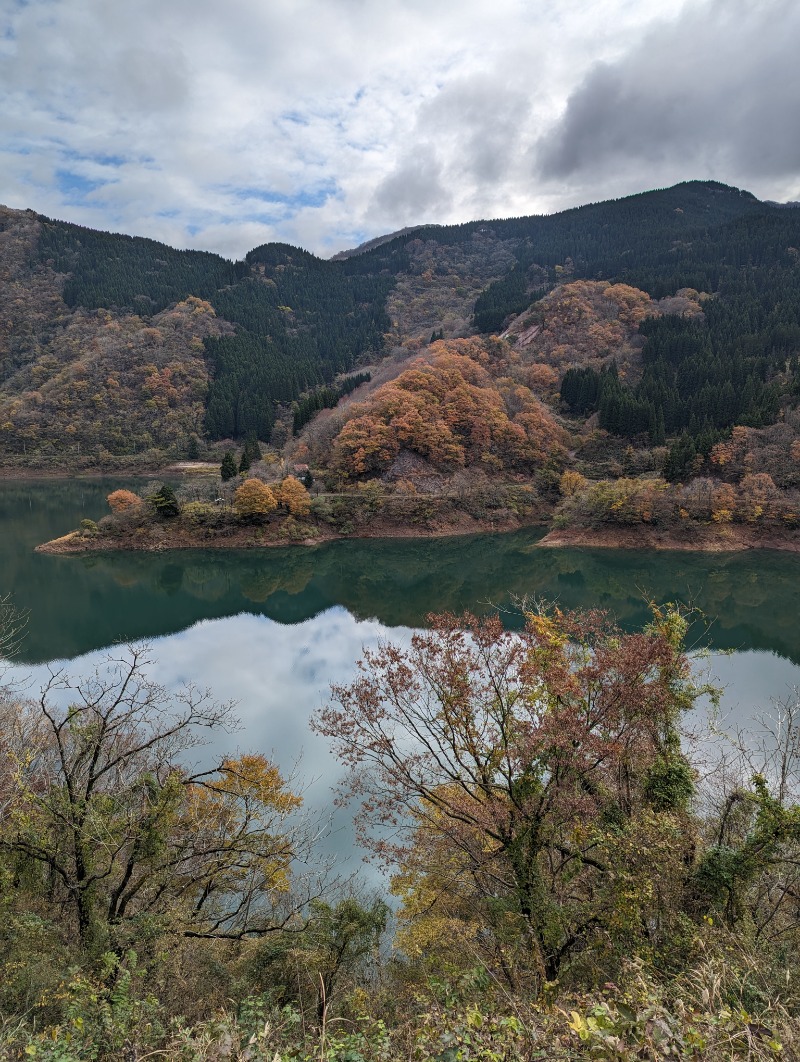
231,181,337,211
55,169,107,201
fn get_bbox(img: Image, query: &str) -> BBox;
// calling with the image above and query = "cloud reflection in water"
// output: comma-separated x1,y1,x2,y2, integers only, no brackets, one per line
6,610,800,890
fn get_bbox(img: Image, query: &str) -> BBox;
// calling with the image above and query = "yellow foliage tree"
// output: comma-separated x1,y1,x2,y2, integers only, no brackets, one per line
711,482,737,523
234,478,277,518
559,469,588,497
736,472,779,523
276,475,312,516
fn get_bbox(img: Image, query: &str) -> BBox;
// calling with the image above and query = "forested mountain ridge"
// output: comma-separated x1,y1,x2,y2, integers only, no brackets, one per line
2,180,800,483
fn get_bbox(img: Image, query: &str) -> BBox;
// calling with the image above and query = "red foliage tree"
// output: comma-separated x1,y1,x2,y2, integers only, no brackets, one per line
107,489,143,513
314,606,703,987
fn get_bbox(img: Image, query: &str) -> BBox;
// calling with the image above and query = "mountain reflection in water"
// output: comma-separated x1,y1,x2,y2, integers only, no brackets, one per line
4,479,800,876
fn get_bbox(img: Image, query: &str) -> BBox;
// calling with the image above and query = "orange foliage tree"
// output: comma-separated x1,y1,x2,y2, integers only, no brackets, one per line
331,339,567,478
107,489,143,513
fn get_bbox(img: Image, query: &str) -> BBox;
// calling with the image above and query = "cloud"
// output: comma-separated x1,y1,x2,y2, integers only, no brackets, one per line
6,608,413,877
1,0,796,257
370,146,451,223
536,0,800,196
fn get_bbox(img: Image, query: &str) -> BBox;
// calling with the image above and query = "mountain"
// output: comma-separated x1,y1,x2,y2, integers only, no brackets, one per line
1,181,799,476
329,225,428,260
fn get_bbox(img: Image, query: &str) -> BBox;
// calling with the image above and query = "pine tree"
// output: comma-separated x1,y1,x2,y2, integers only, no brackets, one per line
242,433,262,466
149,483,180,519
220,451,238,481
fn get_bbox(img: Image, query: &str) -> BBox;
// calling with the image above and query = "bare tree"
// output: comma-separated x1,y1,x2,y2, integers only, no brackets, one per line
1,644,330,956
0,593,28,666
696,691,800,937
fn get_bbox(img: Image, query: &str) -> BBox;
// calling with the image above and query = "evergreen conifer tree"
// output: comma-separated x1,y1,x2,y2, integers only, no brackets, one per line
149,484,180,519
220,451,238,481
242,433,262,465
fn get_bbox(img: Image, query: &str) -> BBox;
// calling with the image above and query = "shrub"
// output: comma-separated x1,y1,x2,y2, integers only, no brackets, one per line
107,489,143,513
181,500,229,528
79,518,99,537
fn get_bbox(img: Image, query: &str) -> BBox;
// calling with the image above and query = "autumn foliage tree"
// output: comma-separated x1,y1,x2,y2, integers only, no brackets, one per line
0,295,228,459
234,478,277,519
276,475,311,517
314,605,704,990
107,489,143,513
330,339,567,478
0,646,314,957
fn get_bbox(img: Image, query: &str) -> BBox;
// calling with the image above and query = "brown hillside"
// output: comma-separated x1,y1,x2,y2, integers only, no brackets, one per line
324,336,569,479
500,280,664,383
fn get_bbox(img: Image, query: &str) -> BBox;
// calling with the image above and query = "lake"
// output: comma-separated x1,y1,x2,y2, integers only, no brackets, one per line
3,478,800,873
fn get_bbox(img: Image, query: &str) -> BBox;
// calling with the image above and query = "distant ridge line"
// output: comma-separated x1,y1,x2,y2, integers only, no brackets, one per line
331,225,433,260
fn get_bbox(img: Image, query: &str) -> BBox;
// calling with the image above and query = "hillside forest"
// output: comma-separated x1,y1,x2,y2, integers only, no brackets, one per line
4,180,800,546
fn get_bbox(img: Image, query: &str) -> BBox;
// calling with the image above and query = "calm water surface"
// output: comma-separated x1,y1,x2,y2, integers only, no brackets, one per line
2,479,799,870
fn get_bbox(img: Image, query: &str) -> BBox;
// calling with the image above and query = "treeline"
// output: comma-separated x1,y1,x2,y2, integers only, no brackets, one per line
204,246,393,439
560,273,799,465
470,181,766,331
25,182,800,454
473,188,800,473
37,216,242,312
34,223,403,442
381,182,800,476
291,371,371,434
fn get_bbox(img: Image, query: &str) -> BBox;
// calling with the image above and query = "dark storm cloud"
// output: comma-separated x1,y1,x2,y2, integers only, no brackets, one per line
537,0,800,187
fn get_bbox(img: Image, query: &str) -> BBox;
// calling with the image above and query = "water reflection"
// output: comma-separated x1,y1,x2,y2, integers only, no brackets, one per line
5,478,800,664
7,611,800,883
5,609,407,879
11,535,800,665
6,479,800,882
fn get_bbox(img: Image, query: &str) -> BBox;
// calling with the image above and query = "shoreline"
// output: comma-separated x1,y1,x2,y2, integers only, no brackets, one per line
15,465,800,556
36,510,539,555
0,463,213,481
36,515,800,556
538,523,800,553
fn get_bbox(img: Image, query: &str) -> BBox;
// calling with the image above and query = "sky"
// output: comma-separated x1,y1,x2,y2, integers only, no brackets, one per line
1,0,798,259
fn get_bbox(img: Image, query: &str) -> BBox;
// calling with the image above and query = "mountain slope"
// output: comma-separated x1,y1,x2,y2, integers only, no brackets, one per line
1,181,799,469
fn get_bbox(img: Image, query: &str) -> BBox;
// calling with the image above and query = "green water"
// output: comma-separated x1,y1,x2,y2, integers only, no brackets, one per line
3,478,799,872
3,478,800,664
